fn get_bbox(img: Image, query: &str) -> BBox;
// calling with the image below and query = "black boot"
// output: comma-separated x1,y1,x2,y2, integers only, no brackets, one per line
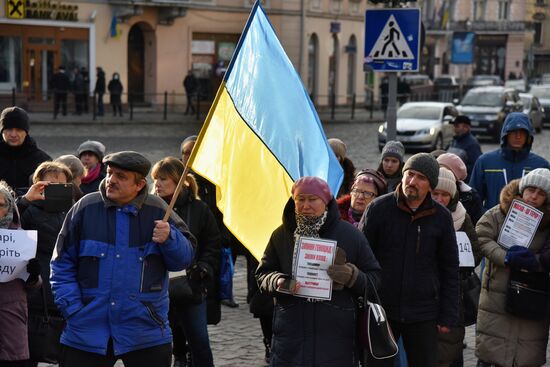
263,338,272,365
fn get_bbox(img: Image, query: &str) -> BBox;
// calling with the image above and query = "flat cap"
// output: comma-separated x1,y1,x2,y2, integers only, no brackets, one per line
103,151,151,177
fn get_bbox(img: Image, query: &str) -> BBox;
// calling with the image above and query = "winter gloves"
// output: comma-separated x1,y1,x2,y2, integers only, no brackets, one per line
26,258,41,283
504,246,539,271
327,247,359,290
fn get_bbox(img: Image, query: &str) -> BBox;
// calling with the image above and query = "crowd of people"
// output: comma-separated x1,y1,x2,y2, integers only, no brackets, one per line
1,104,550,367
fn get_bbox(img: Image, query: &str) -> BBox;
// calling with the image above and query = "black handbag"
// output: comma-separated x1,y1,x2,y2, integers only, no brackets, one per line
28,286,65,363
506,268,549,320
358,276,398,360
462,272,481,326
169,275,203,305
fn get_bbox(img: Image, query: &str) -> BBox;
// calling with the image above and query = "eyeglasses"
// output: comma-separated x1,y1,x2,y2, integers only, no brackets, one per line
351,189,376,199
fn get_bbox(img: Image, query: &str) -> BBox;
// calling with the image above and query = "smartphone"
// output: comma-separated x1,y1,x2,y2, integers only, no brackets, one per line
43,183,73,213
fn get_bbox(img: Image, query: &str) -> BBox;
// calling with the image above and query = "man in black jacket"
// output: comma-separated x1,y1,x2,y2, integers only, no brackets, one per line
359,153,459,367
52,65,71,118
0,106,51,195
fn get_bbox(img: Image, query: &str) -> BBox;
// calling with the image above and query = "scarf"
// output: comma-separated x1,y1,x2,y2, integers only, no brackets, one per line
451,201,467,231
291,211,328,276
347,207,363,227
82,164,101,184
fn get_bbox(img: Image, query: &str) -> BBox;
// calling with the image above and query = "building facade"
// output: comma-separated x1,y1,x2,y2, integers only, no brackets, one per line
0,0,370,110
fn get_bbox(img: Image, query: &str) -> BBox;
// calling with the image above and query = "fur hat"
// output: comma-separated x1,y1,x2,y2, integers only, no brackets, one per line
77,140,106,161
437,153,467,182
402,153,439,189
328,138,347,161
435,167,457,197
292,176,332,204
519,168,550,198
103,151,151,177
0,106,29,133
354,169,387,196
381,140,405,163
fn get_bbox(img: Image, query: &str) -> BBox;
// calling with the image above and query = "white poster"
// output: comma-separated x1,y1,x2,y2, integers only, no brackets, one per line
456,231,475,268
498,199,543,249
0,229,38,282
292,237,337,301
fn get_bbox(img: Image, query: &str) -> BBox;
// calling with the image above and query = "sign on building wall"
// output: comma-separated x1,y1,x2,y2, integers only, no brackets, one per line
451,32,475,64
6,0,78,21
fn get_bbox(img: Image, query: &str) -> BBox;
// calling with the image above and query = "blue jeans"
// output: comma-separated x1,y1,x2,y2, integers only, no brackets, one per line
171,301,213,367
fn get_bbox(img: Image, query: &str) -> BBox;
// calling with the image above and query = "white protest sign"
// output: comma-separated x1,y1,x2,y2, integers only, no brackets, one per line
456,231,475,268
292,237,337,301
498,199,543,249
0,229,37,282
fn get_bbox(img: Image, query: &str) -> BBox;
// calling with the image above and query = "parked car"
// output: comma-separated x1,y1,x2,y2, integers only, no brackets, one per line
400,74,433,102
519,93,544,133
505,79,527,92
434,75,461,86
457,86,522,142
434,75,461,102
465,75,503,90
377,102,458,152
528,84,550,124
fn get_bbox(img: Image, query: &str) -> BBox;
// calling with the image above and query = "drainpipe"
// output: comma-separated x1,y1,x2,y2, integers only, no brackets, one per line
299,0,306,76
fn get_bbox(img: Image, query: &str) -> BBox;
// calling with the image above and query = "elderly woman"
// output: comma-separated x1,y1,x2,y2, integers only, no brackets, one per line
256,176,381,366
337,169,387,227
0,181,41,366
431,167,480,367
151,157,220,367
476,168,550,367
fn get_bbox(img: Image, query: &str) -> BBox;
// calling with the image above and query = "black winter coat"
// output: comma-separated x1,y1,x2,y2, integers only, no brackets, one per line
256,198,381,367
360,185,460,327
171,190,221,324
18,198,67,313
0,136,51,194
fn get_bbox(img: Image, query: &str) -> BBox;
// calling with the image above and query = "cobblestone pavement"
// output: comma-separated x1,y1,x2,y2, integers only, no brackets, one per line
31,112,550,366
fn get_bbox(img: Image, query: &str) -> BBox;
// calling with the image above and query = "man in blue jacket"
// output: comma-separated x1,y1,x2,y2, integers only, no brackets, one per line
447,115,482,180
51,151,195,367
469,112,550,210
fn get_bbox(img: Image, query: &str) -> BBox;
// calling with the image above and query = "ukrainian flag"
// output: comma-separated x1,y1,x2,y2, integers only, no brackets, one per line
189,2,343,260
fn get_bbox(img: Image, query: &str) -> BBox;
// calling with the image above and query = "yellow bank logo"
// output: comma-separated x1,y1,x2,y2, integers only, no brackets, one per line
6,0,25,19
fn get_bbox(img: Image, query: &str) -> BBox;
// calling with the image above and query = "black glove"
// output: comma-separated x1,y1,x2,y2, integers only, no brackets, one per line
26,258,41,277
329,247,347,290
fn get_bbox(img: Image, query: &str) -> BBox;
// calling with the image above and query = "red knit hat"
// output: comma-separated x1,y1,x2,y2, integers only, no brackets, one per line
437,153,467,181
291,176,332,204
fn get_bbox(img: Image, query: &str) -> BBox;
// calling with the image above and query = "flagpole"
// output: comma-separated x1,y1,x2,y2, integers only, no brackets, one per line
162,79,228,222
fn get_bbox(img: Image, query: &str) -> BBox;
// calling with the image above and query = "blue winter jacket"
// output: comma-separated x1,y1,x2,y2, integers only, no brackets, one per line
50,182,195,355
469,112,550,210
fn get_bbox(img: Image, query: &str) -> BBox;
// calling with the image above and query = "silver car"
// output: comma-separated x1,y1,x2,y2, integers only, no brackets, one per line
378,102,458,152
520,93,544,133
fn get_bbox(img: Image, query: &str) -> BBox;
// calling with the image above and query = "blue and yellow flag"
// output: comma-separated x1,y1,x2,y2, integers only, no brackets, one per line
189,2,343,260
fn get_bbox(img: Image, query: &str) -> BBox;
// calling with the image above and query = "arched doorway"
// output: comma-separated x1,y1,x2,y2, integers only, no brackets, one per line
128,24,145,102
328,34,339,102
307,34,319,103
346,35,357,102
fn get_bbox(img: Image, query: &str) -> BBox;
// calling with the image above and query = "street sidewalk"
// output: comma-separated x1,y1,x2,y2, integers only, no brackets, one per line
24,106,385,126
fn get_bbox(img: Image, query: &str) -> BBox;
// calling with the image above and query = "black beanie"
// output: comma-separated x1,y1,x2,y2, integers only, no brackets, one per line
402,153,439,189
0,106,30,133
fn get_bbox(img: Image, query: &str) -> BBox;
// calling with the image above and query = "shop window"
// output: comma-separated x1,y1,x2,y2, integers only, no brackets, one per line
536,0,545,5
328,34,339,98
0,36,22,92
346,35,357,98
61,40,89,79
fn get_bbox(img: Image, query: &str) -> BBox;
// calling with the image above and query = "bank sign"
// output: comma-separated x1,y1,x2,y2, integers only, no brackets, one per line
6,0,78,21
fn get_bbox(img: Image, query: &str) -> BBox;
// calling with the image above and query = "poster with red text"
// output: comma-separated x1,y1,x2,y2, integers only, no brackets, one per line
293,237,337,301
498,199,543,249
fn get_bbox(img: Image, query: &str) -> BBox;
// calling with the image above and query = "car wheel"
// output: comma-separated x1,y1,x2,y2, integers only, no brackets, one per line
431,134,444,151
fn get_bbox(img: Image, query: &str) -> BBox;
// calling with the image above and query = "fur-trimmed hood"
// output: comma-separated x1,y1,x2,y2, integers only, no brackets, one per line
499,179,550,228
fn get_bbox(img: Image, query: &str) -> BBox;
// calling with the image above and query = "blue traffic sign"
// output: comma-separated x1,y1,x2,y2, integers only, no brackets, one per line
364,8,421,72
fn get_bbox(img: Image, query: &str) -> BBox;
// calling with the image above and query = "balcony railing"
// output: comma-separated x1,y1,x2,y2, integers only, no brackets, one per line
451,20,525,32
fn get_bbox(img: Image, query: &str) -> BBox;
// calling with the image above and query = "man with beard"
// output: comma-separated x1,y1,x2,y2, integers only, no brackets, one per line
359,153,459,367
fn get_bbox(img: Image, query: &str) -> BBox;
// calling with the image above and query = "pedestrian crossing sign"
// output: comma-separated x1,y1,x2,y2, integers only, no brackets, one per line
364,8,421,72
